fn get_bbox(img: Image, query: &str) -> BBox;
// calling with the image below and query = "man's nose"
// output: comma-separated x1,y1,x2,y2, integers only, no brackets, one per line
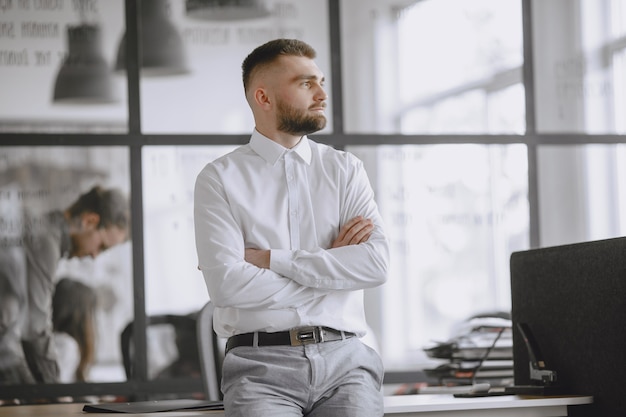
315,86,328,101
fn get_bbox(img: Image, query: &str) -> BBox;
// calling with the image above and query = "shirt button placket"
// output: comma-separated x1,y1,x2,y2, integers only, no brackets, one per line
285,152,300,249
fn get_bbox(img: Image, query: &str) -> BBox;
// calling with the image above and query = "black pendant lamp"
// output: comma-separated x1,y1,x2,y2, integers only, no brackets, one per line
115,0,190,76
53,24,117,104
186,0,271,21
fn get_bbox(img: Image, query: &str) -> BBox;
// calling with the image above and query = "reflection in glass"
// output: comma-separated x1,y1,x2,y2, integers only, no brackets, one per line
348,144,529,369
141,146,236,386
341,0,523,134
140,0,331,134
0,147,132,384
120,313,201,385
185,0,271,21
142,146,236,317
0,0,127,132
115,0,190,76
613,48,626,133
53,277,98,382
533,0,626,133
53,24,117,104
537,144,626,247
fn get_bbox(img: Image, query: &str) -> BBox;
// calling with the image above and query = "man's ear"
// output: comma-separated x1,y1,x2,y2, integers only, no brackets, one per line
81,212,100,230
253,87,271,109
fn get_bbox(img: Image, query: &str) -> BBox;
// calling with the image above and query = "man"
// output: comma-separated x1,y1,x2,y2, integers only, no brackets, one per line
194,39,389,416
0,185,130,385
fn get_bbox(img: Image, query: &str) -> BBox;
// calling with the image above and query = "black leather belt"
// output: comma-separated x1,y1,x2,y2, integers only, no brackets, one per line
226,326,355,353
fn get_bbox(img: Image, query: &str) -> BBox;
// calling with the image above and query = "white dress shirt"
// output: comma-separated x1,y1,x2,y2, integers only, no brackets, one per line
194,130,389,338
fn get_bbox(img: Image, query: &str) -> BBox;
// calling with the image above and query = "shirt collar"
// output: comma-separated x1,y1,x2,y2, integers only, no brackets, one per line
250,129,312,165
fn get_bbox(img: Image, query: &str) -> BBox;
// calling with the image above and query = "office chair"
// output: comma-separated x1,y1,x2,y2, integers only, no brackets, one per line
120,313,199,380
196,301,223,401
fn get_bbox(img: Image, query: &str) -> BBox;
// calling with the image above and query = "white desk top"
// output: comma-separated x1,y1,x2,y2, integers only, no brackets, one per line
384,394,593,415
0,395,593,417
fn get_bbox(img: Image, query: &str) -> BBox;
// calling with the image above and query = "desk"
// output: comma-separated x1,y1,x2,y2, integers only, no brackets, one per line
384,394,592,416
0,395,592,417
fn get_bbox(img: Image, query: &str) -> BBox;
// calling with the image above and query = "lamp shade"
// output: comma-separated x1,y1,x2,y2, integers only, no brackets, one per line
186,0,271,21
53,24,117,104
115,0,189,76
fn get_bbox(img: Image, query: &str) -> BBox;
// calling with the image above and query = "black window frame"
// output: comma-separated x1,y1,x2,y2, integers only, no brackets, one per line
1,0,626,400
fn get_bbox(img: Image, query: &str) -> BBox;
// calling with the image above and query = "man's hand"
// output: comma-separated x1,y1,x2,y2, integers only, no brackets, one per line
331,216,374,248
245,216,372,267
245,248,270,269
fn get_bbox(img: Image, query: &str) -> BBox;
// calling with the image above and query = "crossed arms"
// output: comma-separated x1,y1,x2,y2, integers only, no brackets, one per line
245,216,374,269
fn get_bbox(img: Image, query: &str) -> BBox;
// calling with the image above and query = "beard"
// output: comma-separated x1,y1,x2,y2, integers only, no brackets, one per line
276,98,327,136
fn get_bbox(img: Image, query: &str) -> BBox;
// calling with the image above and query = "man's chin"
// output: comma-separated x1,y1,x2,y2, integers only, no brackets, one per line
278,114,327,136
302,126,325,136
307,117,327,134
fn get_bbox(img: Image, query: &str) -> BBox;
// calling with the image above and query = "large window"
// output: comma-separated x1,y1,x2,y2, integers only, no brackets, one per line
1,0,626,402
350,144,528,369
395,0,524,134
142,145,236,316
341,0,528,369
532,0,626,247
137,0,332,134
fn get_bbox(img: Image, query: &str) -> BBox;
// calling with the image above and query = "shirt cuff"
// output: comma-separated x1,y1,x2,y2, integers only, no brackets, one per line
269,249,292,277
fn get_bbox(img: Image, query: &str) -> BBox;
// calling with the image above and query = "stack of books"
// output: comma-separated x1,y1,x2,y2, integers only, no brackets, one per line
421,316,514,388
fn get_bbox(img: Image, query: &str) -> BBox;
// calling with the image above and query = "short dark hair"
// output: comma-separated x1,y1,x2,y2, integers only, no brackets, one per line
241,38,317,94
65,186,130,230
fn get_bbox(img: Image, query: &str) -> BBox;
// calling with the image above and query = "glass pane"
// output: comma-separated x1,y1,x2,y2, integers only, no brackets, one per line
538,144,626,246
139,0,332,134
347,144,529,369
141,145,235,383
341,0,524,134
0,146,132,384
0,1,127,133
142,145,236,317
533,0,626,133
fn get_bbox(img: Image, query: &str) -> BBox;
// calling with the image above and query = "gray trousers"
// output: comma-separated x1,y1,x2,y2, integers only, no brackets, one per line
222,337,384,417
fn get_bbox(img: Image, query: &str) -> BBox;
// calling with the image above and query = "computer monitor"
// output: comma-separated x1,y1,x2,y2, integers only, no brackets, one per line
510,236,626,417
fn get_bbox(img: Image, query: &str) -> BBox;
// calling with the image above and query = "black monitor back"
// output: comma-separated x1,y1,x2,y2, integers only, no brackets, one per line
510,237,626,417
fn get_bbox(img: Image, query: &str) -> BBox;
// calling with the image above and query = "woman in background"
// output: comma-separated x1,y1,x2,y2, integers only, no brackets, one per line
52,278,97,382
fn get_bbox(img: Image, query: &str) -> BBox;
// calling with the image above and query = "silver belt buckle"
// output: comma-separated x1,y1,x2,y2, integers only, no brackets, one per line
289,326,322,346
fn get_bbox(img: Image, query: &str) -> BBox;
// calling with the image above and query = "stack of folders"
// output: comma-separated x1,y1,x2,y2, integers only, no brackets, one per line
420,316,515,390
